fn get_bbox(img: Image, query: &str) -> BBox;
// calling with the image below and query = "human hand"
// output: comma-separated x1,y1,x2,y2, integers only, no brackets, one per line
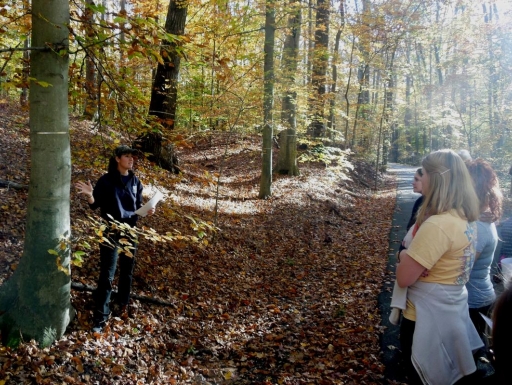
147,208,156,216
420,269,429,278
75,180,93,198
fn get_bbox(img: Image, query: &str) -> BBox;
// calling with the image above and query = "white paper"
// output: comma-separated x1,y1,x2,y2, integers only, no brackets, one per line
135,190,163,217
479,312,493,330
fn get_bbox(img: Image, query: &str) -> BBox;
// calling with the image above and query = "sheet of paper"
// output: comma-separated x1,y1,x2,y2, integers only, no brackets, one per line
479,312,493,330
135,190,163,217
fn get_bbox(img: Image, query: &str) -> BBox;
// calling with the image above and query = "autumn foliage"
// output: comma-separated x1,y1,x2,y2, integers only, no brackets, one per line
0,102,398,384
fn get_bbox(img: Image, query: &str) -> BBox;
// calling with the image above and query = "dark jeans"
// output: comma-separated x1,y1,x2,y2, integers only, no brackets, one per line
469,304,493,345
400,318,423,385
94,232,137,324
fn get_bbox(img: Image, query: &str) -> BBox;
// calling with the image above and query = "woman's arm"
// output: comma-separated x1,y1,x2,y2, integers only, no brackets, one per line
397,250,428,288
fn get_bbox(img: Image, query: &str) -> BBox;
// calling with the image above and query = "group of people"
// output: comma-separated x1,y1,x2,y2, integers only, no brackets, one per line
393,149,511,384
74,144,511,382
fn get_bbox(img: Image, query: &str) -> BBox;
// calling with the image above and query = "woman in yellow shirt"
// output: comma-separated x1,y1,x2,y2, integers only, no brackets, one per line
397,149,482,384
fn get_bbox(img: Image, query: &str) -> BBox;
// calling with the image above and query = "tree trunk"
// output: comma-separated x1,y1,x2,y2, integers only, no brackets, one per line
307,0,329,138
259,1,275,199
148,0,188,129
276,129,299,176
278,0,300,176
0,0,74,348
83,0,98,120
140,0,188,173
327,0,345,138
19,37,30,106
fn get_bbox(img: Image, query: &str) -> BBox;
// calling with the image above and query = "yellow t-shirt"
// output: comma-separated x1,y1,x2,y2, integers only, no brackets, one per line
402,210,477,321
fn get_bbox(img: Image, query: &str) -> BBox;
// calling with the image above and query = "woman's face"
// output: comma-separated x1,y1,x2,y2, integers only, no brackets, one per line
420,168,430,195
413,172,423,194
116,154,134,174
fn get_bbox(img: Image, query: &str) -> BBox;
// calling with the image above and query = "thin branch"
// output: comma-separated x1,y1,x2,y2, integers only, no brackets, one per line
0,47,49,53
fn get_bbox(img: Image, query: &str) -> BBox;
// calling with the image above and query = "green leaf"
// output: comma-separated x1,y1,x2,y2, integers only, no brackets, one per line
36,80,53,88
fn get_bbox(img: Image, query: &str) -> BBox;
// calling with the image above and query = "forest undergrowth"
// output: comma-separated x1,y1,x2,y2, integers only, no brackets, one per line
0,102,399,384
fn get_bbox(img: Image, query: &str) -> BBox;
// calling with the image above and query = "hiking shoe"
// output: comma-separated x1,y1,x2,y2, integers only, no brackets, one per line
91,321,105,333
112,303,135,319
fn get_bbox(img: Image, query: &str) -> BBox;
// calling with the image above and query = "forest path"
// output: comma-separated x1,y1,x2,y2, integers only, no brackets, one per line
379,163,420,384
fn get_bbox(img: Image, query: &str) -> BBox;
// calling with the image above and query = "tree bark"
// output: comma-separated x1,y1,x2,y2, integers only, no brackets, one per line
327,0,345,137
277,0,300,176
83,0,98,120
259,0,275,199
140,0,188,173
0,0,74,348
148,0,188,129
276,129,299,176
307,0,330,138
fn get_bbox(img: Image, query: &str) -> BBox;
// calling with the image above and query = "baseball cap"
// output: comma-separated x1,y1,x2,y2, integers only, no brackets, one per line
114,145,138,157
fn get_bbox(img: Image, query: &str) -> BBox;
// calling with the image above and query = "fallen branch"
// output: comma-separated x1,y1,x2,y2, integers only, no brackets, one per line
0,180,28,190
71,282,177,308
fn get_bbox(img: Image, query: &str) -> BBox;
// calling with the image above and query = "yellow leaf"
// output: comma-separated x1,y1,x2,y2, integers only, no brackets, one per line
56,257,70,276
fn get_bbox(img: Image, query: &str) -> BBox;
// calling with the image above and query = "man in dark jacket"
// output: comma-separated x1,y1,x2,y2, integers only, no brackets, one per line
76,145,154,332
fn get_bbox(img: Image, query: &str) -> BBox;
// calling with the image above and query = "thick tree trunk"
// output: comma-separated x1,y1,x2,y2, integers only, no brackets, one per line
148,0,188,128
276,129,299,176
141,0,187,173
0,0,74,348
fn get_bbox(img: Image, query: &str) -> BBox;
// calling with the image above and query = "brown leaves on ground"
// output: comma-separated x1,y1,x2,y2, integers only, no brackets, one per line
0,106,398,384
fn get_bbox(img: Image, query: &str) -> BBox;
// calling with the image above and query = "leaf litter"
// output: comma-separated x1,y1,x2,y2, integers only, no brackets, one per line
0,103,400,384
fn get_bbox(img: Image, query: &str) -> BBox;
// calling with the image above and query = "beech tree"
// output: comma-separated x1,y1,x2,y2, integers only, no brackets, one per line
0,0,73,347
259,0,275,199
277,0,301,176
307,0,330,138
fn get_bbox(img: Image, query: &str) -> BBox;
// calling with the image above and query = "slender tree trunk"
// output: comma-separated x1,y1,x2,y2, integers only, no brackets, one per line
327,0,345,138
0,0,73,348
259,0,275,199
277,0,301,176
19,37,30,106
307,0,330,137
83,0,98,120
384,48,397,166
344,35,355,145
404,37,412,157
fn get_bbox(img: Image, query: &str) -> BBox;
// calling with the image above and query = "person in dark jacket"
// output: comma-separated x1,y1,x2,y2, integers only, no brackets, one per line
76,145,155,332
492,284,512,384
406,168,424,231
398,168,424,255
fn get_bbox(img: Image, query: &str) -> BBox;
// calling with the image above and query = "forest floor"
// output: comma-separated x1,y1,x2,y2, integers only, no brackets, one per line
0,101,404,384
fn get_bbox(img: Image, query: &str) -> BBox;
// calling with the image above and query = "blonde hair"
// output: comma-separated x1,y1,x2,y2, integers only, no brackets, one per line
416,149,479,225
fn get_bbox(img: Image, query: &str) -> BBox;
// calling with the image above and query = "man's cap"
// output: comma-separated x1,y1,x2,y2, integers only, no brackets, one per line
114,145,138,157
